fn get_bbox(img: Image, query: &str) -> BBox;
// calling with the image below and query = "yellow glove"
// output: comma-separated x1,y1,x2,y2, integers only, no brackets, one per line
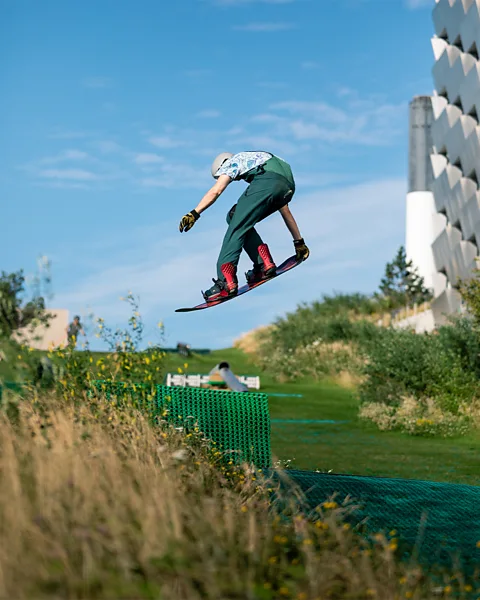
294,238,310,261
179,209,200,233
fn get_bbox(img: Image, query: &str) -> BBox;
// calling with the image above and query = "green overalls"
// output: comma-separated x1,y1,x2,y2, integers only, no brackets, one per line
216,154,296,278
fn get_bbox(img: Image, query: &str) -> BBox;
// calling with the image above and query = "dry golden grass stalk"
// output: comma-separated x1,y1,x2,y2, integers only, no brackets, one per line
0,392,471,599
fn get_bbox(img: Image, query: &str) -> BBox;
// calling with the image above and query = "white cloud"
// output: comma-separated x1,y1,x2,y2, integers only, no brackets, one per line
301,61,320,70
139,163,209,190
22,145,125,189
184,69,212,78
234,22,295,32
38,149,89,164
149,135,186,149
38,168,98,181
256,81,288,89
134,153,165,165
197,109,222,119
82,76,112,89
405,0,432,8
266,96,406,146
94,140,123,154
272,101,348,124
48,130,95,140
228,133,301,156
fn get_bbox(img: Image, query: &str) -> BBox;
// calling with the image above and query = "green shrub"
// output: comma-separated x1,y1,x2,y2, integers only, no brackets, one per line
436,317,480,378
359,396,471,438
257,339,361,382
358,328,479,413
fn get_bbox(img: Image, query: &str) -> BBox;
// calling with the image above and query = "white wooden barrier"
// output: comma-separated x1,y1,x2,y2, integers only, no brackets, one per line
166,373,261,390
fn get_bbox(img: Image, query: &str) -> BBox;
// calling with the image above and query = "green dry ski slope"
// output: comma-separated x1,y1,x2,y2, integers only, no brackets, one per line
166,349,480,487
2,345,479,486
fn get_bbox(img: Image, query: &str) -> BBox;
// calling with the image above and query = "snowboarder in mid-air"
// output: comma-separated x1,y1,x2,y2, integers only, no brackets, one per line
179,151,310,302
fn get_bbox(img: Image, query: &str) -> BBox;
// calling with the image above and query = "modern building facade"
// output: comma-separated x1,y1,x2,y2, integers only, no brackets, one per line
428,0,480,324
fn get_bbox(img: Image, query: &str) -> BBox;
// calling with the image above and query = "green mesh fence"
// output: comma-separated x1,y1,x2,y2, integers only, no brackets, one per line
272,469,480,577
91,379,480,579
91,380,271,468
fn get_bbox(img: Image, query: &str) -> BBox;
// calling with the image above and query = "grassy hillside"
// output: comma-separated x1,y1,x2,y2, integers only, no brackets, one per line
2,345,479,486
164,349,480,486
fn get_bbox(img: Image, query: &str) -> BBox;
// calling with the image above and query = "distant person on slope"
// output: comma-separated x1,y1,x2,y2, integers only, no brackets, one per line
179,151,310,302
66,315,85,348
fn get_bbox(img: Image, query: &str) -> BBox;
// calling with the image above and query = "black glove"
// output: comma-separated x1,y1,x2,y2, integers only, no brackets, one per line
179,209,200,233
294,238,310,261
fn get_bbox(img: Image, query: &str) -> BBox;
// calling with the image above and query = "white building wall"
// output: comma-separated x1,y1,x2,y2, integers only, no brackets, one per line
429,0,480,325
12,309,69,350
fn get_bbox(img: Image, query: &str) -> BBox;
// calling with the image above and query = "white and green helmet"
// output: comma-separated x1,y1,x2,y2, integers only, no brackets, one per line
211,152,233,178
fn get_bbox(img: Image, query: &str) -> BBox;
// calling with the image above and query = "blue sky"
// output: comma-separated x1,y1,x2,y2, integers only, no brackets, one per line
1,0,435,349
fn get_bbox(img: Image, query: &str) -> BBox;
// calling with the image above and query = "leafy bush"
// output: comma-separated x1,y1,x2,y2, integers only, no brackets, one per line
436,317,480,378
8,293,167,397
267,302,381,355
358,328,479,413
359,396,471,438
257,339,363,382
0,264,52,339
256,290,480,437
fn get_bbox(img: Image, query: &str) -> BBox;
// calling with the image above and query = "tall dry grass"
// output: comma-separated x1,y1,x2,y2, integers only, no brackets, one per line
0,391,474,599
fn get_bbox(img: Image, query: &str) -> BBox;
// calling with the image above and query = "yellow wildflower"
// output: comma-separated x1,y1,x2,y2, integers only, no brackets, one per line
302,538,313,546
274,535,287,544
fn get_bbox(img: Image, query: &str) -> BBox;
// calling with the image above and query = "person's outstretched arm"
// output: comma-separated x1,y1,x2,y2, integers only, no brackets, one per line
279,204,310,261
179,175,231,233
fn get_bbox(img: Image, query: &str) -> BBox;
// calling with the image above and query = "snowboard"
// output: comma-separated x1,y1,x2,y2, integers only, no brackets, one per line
175,255,302,313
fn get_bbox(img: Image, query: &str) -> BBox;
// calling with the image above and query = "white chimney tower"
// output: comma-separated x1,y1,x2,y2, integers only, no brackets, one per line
405,95,437,292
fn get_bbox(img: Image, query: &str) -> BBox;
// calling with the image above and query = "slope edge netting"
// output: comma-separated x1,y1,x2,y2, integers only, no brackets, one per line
277,470,480,576
91,380,480,576
90,380,271,468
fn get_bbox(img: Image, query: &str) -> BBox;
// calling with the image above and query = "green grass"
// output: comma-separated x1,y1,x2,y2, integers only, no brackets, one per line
166,349,480,487
3,345,480,487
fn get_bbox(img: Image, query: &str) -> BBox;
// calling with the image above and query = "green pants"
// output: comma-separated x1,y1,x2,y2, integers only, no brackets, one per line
216,158,295,278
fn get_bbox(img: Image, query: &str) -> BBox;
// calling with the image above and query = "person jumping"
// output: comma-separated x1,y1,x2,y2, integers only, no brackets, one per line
179,151,310,302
